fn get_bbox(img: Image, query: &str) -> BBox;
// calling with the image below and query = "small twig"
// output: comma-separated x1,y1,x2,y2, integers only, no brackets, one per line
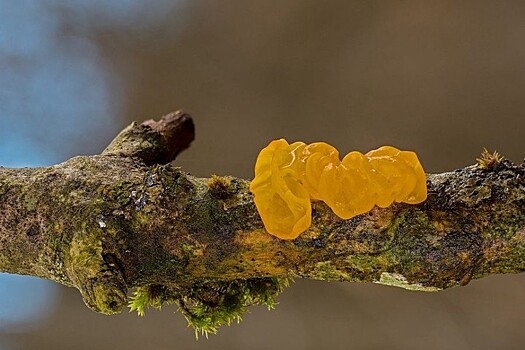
103,110,195,165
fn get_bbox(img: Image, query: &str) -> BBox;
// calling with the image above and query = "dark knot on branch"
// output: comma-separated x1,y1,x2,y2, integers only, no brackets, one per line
103,110,195,165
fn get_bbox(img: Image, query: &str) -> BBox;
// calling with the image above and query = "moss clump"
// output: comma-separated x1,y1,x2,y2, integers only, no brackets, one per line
129,277,292,338
476,148,504,169
206,175,232,199
129,284,176,316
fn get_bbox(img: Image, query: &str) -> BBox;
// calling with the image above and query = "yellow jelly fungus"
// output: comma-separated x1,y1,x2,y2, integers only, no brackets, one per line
250,139,427,240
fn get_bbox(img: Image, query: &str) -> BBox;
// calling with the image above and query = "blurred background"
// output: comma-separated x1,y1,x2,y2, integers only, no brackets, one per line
1,1,524,349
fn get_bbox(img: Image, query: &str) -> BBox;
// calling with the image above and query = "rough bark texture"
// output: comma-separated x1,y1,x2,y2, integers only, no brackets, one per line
0,111,524,316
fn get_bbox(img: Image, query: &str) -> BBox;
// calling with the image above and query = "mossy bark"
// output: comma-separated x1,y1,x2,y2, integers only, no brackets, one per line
0,111,524,315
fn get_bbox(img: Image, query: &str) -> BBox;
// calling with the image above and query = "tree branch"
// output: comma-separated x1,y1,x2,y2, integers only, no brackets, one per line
0,111,524,326
102,110,195,165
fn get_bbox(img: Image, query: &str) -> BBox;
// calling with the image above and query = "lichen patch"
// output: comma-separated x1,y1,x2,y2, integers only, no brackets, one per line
375,272,441,292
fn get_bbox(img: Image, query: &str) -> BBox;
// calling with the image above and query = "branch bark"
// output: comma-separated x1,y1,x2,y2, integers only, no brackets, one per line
0,111,524,316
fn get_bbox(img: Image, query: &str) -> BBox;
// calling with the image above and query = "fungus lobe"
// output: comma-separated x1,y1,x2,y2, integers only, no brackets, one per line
250,139,427,240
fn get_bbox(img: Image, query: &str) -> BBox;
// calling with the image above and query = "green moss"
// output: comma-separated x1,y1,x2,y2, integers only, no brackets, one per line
129,277,292,338
181,243,201,261
411,209,431,227
310,261,350,281
65,219,129,314
0,255,8,269
129,285,174,316
206,175,233,199
487,208,524,240
91,283,126,314
23,193,38,212
0,180,6,197
480,213,525,275
476,148,504,169
69,233,103,273
345,254,384,275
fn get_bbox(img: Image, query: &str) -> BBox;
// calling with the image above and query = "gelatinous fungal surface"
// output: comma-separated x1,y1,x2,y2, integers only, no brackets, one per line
250,139,427,240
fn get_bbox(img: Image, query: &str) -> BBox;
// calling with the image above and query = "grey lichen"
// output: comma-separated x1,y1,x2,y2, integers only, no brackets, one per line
375,272,442,292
